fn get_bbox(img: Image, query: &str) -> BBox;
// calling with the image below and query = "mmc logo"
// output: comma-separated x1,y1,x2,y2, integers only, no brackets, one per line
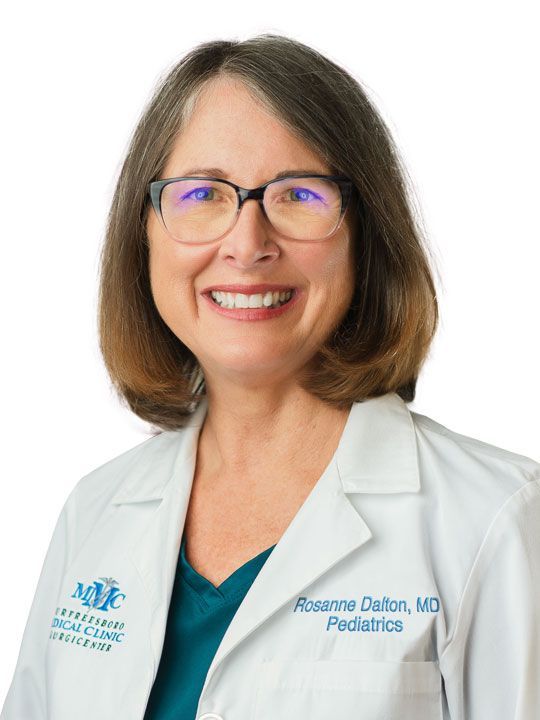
71,576,126,612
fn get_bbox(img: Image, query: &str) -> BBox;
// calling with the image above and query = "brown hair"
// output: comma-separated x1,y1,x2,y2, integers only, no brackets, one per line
98,34,440,432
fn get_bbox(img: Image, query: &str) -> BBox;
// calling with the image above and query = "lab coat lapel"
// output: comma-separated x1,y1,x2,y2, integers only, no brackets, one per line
108,399,207,675
203,392,421,685
203,454,373,685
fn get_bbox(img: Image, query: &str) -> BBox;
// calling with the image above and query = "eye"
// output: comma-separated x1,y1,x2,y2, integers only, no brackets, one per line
179,186,216,203
287,187,323,203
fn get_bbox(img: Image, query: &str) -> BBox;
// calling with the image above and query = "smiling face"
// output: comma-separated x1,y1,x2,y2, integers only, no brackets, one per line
146,76,357,389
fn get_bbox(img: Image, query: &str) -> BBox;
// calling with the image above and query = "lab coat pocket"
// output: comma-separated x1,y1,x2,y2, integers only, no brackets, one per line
252,658,443,719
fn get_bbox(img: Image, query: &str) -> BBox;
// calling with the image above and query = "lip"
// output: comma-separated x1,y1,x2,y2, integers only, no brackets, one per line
200,283,297,294
202,287,303,321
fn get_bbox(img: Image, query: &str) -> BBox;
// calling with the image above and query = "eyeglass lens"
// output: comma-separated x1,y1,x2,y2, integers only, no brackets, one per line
158,177,344,243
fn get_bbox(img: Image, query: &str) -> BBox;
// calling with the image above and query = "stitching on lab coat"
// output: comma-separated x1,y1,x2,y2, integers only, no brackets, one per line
37,498,70,646
124,549,158,680
439,477,540,663
58,490,76,587
61,481,101,578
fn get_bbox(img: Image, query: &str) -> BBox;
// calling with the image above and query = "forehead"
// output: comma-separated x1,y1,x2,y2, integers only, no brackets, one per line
162,76,332,184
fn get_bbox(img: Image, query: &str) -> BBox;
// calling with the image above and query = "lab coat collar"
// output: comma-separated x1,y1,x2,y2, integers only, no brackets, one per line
109,400,207,505
110,390,420,505
336,391,420,494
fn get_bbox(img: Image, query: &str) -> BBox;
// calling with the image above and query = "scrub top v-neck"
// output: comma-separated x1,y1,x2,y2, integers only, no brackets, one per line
143,533,276,720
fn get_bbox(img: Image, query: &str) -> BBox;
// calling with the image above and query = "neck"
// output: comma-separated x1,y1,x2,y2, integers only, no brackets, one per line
195,385,351,490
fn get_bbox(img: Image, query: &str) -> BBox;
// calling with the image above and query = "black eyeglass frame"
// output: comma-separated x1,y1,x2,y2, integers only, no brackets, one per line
146,174,357,244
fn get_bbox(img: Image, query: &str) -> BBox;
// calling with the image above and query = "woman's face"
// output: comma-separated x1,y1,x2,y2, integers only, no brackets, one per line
146,76,357,387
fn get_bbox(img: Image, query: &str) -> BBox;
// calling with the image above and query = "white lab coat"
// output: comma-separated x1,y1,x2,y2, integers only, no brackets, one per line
2,392,540,720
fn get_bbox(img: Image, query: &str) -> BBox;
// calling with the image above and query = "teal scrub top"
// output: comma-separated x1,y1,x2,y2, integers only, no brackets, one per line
143,533,276,720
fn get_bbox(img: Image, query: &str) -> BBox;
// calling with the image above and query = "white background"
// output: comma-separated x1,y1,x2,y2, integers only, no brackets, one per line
1,0,538,698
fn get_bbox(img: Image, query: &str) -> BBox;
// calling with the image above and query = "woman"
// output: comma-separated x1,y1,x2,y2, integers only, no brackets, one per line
2,34,539,720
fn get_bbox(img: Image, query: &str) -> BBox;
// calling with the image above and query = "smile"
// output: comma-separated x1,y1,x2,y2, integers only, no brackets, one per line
210,289,293,309
202,288,301,321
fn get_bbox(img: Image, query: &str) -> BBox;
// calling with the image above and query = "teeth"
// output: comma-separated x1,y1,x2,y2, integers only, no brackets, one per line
210,289,293,309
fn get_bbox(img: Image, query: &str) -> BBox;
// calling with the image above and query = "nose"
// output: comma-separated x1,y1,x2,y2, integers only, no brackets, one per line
236,197,271,234
217,198,280,268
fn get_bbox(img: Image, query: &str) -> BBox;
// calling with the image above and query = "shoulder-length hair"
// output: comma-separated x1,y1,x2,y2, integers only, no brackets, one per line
98,34,440,432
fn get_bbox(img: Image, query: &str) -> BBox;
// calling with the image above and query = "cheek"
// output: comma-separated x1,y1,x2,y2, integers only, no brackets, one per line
148,249,199,342
147,243,221,349
148,239,176,300
293,237,355,296
330,231,357,303
147,219,211,306
147,215,167,294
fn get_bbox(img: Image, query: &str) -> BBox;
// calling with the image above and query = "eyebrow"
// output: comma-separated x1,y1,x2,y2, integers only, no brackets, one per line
179,167,330,181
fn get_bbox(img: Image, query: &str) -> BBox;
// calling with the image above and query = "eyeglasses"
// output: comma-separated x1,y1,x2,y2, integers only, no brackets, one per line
147,174,356,244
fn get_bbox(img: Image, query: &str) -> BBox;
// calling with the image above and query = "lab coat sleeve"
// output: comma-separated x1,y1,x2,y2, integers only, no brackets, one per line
440,476,540,720
0,487,76,720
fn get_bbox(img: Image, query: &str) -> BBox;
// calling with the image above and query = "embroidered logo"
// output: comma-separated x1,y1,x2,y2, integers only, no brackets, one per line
71,576,126,611
48,576,129,654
